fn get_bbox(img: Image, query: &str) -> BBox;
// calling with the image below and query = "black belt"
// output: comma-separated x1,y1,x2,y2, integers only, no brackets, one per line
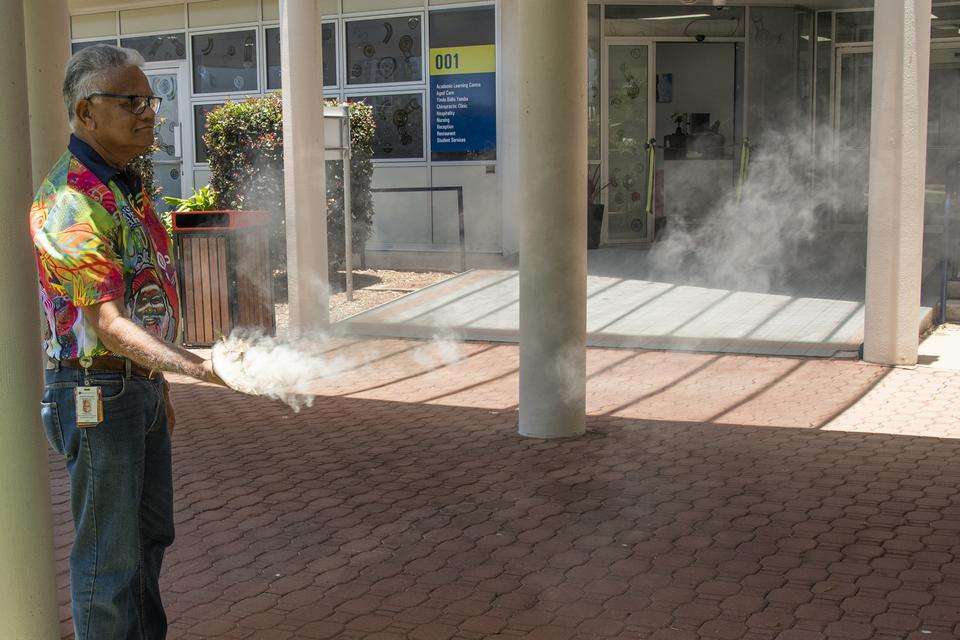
55,356,161,380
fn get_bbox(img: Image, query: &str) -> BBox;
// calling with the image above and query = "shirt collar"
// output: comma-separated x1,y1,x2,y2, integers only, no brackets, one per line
68,134,143,198
69,134,122,187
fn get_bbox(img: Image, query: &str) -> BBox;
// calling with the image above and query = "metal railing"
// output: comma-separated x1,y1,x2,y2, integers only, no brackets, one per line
369,186,466,273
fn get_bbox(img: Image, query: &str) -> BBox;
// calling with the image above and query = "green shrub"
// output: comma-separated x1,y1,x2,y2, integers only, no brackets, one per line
204,93,376,280
163,184,218,211
127,140,175,239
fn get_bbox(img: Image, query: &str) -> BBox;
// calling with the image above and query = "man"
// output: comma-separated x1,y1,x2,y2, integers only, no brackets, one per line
30,44,222,639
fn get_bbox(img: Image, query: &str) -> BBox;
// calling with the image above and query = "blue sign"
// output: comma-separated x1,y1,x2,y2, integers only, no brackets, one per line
429,45,496,161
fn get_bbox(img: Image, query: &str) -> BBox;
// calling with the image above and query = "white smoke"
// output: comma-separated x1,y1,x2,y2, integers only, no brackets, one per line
411,329,464,368
212,329,354,412
212,325,468,412
647,126,855,295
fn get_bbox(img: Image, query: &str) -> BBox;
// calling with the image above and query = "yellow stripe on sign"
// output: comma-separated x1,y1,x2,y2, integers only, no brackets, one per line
429,45,496,76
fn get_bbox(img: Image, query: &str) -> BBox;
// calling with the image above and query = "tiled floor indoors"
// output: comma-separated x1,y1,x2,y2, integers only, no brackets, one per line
48,337,960,639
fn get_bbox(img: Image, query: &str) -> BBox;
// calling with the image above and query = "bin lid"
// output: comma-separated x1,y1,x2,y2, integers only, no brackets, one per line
173,210,271,232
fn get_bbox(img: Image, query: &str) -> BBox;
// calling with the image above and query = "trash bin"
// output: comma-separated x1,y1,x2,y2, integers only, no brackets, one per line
174,210,275,346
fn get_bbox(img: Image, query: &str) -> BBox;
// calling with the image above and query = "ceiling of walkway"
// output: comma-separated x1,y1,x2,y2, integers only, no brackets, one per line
67,0,876,12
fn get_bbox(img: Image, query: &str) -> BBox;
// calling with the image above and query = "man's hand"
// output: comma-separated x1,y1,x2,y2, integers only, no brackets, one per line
201,359,227,387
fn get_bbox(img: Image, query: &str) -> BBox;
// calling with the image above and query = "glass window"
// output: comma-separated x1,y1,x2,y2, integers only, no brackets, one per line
193,103,223,163
836,11,873,43
192,30,258,94
266,23,336,90
428,6,496,162
814,12,832,131
588,4,601,163
349,94,424,159
797,11,812,128
604,5,745,38
266,27,281,89
346,16,423,85
121,33,186,62
71,39,117,54
932,5,960,39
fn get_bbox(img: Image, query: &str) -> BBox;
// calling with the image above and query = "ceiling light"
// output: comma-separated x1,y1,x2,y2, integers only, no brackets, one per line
642,13,711,21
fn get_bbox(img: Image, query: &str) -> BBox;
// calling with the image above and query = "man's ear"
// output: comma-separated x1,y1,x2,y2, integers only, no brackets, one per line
74,99,96,131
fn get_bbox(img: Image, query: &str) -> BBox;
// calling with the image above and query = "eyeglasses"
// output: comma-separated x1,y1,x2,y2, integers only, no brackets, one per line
84,93,162,115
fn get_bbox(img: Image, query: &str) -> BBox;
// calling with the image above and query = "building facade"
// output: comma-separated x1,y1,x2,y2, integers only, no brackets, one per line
64,1,960,276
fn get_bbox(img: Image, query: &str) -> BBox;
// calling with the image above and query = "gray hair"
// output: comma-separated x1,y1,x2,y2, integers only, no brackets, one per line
63,44,146,130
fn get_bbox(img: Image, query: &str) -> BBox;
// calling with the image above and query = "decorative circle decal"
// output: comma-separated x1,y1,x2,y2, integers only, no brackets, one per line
378,56,397,79
399,35,414,54
152,76,176,101
233,75,245,90
362,44,376,59
630,218,643,232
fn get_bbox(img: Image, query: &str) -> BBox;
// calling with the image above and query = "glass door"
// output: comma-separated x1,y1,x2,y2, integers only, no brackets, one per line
833,46,873,230
145,62,192,212
602,39,655,244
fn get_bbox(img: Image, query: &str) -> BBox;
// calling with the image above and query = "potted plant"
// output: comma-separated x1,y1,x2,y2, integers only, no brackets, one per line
587,163,609,249
163,183,218,212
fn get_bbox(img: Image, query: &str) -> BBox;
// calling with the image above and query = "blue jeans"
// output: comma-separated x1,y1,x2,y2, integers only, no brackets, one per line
41,366,174,640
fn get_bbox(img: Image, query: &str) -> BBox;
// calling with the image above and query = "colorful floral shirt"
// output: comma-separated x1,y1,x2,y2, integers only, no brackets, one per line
30,136,180,361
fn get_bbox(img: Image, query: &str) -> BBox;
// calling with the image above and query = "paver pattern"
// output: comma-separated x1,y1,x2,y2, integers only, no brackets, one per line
48,339,960,639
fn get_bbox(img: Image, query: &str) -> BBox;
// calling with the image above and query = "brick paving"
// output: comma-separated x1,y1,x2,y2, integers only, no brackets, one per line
48,339,960,639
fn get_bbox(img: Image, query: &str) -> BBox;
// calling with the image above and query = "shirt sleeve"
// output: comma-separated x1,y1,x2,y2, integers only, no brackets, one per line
32,189,125,308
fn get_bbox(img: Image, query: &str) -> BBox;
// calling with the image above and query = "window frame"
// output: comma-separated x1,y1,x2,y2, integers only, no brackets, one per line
341,10,428,91
188,24,265,98
119,31,189,63
70,37,120,54
343,88,429,164
262,19,341,91
190,98,227,167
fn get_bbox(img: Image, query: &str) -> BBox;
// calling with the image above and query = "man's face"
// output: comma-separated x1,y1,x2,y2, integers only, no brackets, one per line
75,65,156,162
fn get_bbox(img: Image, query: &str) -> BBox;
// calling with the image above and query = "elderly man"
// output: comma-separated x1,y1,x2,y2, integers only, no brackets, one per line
30,44,221,639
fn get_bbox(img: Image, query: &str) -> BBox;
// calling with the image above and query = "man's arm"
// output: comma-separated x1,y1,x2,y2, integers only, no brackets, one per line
81,299,221,384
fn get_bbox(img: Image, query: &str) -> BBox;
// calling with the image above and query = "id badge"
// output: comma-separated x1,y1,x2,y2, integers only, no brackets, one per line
75,386,103,428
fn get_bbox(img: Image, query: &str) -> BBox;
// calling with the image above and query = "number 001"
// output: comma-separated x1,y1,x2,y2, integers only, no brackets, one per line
435,53,460,70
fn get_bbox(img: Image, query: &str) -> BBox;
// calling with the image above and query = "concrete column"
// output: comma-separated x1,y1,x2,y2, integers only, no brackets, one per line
25,0,71,190
0,1,61,638
863,0,931,365
498,0,521,256
517,0,587,438
280,0,329,333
